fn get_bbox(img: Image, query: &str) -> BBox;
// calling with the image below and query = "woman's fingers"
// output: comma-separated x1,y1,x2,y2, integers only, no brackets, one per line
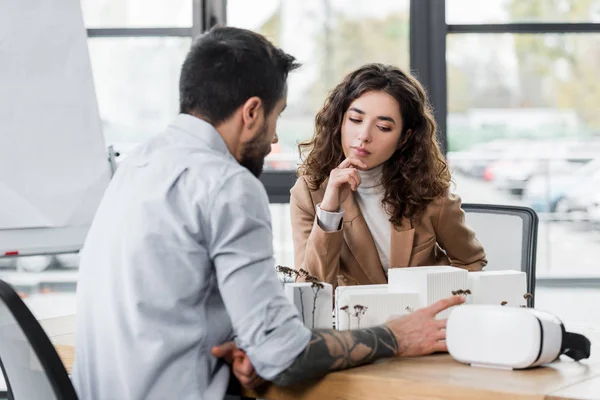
332,169,361,190
348,173,359,191
337,158,352,169
349,169,361,190
347,158,368,170
331,172,353,190
338,157,368,170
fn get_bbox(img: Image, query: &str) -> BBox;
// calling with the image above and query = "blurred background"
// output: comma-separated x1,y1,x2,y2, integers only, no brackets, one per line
2,0,599,331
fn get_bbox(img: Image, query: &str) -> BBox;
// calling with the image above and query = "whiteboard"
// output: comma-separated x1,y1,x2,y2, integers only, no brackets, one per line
0,0,110,256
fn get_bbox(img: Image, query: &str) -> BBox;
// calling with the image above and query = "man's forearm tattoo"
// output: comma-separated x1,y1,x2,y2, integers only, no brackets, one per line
271,326,398,386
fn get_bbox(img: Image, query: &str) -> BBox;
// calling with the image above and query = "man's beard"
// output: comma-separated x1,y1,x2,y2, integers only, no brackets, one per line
240,121,272,178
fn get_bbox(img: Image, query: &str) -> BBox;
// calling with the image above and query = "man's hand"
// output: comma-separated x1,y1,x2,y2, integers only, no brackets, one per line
211,342,265,389
386,295,466,357
268,295,466,387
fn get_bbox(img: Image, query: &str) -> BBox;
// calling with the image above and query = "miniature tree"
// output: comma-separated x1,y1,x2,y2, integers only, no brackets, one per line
340,305,351,330
353,305,368,329
451,289,471,296
520,293,534,308
501,293,533,307
309,281,325,328
297,268,325,328
297,287,305,324
276,265,325,328
276,265,297,281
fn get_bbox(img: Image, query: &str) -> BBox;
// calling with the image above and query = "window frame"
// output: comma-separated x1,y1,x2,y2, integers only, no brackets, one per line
85,0,225,38
258,0,600,285
410,0,600,287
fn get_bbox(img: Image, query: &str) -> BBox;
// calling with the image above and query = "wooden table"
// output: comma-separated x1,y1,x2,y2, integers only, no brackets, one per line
39,315,76,375
237,353,600,400
44,316,600,399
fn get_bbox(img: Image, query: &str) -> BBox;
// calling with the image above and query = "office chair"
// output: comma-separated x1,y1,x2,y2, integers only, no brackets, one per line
0,279,77,399
462,204,539,307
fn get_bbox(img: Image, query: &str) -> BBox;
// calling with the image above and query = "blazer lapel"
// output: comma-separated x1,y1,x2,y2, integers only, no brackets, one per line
340,193,388,284
389,217,415,269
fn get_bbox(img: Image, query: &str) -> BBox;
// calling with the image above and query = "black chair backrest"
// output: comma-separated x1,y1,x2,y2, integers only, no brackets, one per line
0,279,77,399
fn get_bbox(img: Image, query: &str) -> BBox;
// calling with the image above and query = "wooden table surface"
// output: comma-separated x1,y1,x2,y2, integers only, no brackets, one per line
239,353,600,400
44,316,600,400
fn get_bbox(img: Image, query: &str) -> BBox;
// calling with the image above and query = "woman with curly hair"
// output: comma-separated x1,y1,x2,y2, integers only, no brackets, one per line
290,63,487,287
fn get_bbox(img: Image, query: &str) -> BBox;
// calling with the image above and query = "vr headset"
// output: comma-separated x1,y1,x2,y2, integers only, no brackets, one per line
446,305,591,369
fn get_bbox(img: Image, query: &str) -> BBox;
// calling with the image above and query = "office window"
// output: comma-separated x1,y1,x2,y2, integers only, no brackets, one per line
0,0,200,319
80,0,193,27
227,0,410,171
227,0,410,267
447,0,600,24
88,38,191,146
446,32,600,276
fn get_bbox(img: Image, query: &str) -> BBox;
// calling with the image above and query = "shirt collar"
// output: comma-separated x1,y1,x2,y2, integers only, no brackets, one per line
169,113,232,157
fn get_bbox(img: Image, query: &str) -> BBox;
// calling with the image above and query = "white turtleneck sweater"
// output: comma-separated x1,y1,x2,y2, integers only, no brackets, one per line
316,165,392,271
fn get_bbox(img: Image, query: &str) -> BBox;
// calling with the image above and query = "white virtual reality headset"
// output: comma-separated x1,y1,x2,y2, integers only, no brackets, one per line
446,305,591,369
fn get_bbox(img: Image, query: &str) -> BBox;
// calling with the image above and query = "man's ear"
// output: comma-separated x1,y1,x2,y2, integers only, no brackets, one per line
241,97,263,130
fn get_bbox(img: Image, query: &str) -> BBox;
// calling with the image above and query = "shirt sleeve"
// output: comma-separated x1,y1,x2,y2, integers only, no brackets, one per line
315,203,344,232
205,170,311,380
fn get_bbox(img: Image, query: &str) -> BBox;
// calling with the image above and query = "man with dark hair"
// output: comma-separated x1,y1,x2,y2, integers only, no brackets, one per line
73,26,463,399
178,26,299,177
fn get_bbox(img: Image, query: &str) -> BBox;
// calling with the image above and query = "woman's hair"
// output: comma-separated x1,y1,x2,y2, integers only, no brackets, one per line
298,63,451,225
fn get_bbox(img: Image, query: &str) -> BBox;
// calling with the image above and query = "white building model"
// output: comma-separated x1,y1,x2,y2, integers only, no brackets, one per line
282,266,529,330
332,267,529,330
467,270,528,307
335,285,420,330
388,266,469,320
284,282,333,329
